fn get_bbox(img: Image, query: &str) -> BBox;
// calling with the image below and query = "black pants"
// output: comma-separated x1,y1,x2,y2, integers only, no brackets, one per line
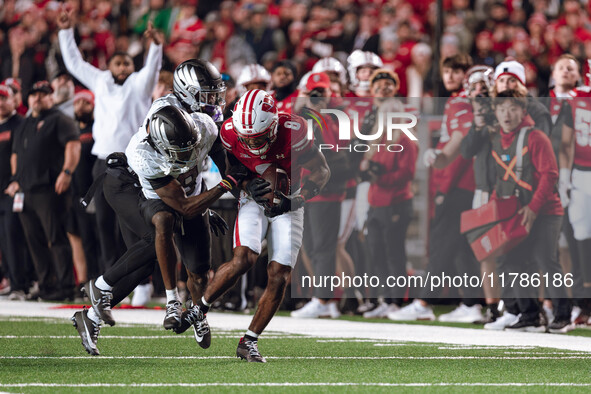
366,199,413,303
0,194,33,292
93,159,125,273
102,169,157,306
303,201,341,299
498,214,570,321
421,188,482,303
18,190,74,294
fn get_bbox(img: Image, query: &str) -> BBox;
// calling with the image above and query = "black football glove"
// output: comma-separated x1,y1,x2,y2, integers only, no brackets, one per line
246,177,272,205
264,192,305,218
207,209,228,237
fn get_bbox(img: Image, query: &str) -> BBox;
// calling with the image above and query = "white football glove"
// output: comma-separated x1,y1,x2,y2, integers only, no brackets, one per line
423,148,441,168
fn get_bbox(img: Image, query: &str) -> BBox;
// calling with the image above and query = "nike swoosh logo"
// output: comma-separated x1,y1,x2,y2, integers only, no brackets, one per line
82,317,93,349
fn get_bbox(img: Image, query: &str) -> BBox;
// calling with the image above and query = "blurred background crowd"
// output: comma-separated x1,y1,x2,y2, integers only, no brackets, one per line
1,0,591,98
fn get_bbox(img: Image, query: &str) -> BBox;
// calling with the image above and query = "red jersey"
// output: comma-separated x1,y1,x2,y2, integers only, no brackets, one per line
431,93,475,195
551,87,591,169
273,90,299,114
220,113,314,188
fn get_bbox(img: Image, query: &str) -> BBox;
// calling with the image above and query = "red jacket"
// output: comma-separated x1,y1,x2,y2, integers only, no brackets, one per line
495,118,563,216
368,133,418,207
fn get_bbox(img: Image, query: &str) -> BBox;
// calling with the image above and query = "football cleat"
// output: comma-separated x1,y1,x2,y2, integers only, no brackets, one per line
163,300,183,330
83,279,115,326
173,305,211,349
236,337,266,363
71,309,100,356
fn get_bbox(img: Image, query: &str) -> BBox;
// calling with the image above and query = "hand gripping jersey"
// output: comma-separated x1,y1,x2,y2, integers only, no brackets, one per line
219,113,313,188
126,94,219,199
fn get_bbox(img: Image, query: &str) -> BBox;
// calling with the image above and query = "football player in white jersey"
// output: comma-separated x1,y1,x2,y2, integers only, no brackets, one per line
72,60,248,356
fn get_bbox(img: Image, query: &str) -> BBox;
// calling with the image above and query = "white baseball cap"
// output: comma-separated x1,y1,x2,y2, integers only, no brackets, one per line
494,59,526,86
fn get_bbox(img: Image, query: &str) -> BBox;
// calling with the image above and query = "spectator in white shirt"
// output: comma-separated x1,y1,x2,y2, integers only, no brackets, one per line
57,9,163,274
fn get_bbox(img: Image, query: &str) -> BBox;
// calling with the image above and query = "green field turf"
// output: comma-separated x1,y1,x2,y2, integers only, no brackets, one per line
1,316,591,393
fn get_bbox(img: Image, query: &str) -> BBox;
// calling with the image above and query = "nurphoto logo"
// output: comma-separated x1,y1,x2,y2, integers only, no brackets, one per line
305,107,418,153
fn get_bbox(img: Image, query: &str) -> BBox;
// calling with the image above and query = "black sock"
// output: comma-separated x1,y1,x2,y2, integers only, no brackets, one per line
244,334,258,342
197,299,210,314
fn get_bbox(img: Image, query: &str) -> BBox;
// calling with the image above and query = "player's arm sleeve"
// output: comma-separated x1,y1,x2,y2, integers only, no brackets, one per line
58,28,103,91
134,41,163,97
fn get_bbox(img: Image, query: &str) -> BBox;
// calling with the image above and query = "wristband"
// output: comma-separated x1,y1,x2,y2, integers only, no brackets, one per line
218,179,233,191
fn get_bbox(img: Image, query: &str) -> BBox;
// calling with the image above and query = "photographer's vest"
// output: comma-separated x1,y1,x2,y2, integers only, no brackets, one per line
491,127,535,207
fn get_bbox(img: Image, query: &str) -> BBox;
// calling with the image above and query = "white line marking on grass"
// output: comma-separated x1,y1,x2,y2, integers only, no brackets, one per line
437,346,536,350
3,356,591,360
0,335,307,339
2,383,591,388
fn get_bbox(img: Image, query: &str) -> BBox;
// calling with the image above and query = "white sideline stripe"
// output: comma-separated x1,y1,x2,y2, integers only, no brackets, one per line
2,383,591,388
2,356,591,360
436,346,536,350
0,335,307,339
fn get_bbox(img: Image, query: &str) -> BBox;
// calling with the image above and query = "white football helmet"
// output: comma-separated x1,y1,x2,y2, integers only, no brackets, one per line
232,89,278,156
236,64,271,95
347,50,383,91
463,65,494,95
312,57,348,86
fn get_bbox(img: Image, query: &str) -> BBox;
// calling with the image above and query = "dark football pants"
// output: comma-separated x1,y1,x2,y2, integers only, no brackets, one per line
366,199,413,304
421,188,482,304
18,190,74,294
92,159,126,274
102,170,157,306
497,214,570,321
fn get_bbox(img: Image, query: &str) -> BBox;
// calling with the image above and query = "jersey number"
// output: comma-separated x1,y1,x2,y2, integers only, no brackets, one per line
574,108,591,147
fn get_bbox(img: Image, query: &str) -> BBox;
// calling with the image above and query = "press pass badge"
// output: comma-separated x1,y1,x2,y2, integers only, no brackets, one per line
13,192,24,212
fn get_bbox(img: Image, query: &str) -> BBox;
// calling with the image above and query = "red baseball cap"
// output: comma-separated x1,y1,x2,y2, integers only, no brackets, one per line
2,78,21,93
74,89,95,106
306,72,331,91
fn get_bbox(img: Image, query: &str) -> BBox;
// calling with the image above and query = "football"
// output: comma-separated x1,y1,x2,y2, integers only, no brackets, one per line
260,164,291,207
